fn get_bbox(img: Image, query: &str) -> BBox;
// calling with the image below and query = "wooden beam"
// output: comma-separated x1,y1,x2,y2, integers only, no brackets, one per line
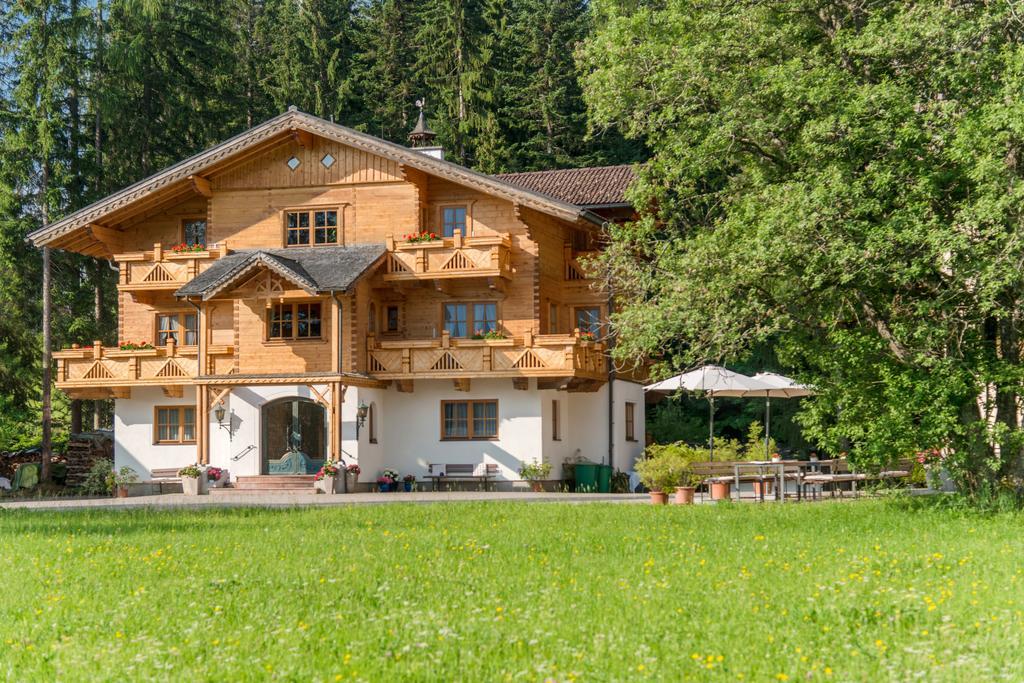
161,385,184,398
86,224,125,253
537,378,570,391
210,387,231,407
397,379,414,393
188,174,212,198
512,378,529,391
453,378,471,392
110,387,131,399
307,384,330,407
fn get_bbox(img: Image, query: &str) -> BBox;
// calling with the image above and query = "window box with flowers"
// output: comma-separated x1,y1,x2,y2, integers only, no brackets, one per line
344,463,361,493
314,460,341,494
403,231,441,244
169,242,206,254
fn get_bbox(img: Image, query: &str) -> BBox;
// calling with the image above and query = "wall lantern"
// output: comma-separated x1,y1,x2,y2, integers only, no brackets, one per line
214,401,234,440
356,402,369,438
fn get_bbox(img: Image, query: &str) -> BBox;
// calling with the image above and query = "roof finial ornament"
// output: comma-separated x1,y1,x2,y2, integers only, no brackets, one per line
408,98,437,148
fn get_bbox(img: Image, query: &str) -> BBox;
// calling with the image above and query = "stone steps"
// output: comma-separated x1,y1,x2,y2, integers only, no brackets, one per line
231,475,316,491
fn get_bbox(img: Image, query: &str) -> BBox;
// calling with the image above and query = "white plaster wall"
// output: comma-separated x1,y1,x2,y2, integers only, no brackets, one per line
114,387,200,478
612,379,646,474
359,378,544,482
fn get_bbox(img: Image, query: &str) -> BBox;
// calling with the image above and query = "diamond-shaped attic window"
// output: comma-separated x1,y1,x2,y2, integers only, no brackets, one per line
286,156,301,171
321,153,336,169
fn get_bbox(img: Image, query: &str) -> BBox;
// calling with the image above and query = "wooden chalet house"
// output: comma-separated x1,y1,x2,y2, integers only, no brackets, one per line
28,107,645,488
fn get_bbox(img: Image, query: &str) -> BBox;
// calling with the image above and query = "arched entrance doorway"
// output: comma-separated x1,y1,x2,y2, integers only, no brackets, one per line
260,397,327,475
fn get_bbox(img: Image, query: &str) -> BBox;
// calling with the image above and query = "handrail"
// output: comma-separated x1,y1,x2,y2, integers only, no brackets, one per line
230,444,257,462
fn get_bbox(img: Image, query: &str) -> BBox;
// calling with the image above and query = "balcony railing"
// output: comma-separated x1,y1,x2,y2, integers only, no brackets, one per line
366,330,606,381
116,242,229,292
383,231,513,282
565,244,600,281
54,339,234,390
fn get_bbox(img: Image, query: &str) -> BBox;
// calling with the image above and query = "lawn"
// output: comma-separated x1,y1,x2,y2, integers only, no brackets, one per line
0,499,1021,681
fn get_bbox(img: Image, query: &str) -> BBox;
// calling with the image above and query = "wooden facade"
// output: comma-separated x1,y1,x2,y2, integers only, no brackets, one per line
40,110,618,465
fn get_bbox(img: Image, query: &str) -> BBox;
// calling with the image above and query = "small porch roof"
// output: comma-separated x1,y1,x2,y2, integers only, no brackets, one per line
176,243,385,300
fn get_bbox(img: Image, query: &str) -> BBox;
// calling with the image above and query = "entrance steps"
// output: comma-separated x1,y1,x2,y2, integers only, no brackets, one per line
228,475,316,492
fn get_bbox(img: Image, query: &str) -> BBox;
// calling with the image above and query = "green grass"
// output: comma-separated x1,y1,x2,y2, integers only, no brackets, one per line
1,499,1022,681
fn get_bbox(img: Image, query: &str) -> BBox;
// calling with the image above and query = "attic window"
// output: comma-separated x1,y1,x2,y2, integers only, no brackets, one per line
286,156,301,171
321,154,335,169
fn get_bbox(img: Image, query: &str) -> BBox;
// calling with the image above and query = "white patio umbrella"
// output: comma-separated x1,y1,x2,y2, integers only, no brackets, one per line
739,372,815,459
645,365,772,460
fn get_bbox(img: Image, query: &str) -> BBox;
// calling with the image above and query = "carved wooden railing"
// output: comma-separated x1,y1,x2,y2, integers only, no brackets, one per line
116,242,229,292
383,231,513,282
365,330,606,380
564,244,600,281
54,339,234,389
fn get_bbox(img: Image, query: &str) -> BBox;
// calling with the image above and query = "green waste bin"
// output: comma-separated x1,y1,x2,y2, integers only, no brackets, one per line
574,463,599,492
597,464,612,493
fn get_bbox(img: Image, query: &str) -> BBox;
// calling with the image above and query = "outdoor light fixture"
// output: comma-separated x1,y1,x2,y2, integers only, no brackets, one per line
356,402,369,438
214,402,234,440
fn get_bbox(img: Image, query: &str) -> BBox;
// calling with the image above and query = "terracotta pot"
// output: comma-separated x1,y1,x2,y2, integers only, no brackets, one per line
115,486,129,498
753,480,774,497
649,490,668,505
530,480,544,493
674,486,695,505
710,481,731,500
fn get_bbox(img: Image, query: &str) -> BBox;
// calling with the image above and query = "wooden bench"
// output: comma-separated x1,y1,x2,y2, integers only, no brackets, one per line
802,458,911,499
689,462,777,502
426,463,499,491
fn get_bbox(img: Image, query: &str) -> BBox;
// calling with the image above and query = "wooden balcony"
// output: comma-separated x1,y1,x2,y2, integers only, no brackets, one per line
116,242,229,293
383,231,513,282
54,339,234,399
366,330,607,388
565,244,600,281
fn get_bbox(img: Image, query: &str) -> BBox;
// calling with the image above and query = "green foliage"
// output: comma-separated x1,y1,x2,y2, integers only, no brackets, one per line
79,458,113,495
518,461,552,480
583,0,1024,495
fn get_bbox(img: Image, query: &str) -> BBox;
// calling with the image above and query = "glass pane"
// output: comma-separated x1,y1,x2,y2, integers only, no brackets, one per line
387,306,399,331
157,315,179,345
287,212,298,229
443,207,467,237
315,211,326,227
299,213,309,228
576,308,600,335
326,211,337,226
183,408,196,442
473,402,497,438
444,402,468,438
297,229,309,245
287,228,301,245
473,303,497,334
183,220,206,246
444,303,467,337
184,314,198,345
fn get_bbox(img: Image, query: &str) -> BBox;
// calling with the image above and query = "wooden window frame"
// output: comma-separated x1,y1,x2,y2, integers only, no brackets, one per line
441,300,500,338
440,399,499,441
625,402,637,442
179,217,208,247
153,405,196,445
281,205,344,247
552,399,561,441
574,306,603,336
266,300,324,341
548,302,559,334
440,204,469,238
154,312,198,347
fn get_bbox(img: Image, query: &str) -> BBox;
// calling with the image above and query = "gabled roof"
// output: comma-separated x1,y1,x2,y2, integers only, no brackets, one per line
28,108,604,252
494,165,635,207
176,244,385,300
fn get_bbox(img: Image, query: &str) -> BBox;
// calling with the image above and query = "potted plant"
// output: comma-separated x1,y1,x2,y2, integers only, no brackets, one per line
110,466,139,498
178,464,206,496
519,461,551,492
344,463,360,493
314,460,340,494
634,455,680,505
674,470,700,505
402,474,416,492
377,469,398,492
206,466,228,488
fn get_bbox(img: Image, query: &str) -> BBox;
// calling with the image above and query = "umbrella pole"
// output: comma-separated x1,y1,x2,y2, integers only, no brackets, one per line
709,395,715,462
765,394,771,460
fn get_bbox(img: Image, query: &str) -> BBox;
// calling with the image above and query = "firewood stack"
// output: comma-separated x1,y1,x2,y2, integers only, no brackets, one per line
64,431,114,486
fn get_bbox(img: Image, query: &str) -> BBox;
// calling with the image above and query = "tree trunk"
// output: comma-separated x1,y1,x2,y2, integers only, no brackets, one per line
41,244,52,482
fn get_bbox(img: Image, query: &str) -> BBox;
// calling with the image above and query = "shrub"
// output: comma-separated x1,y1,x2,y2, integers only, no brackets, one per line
519,461,551,480
635,454,684,492
80,458,114,495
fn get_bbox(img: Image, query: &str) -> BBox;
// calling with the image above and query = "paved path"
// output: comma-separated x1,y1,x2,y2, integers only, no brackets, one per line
0,490,655,512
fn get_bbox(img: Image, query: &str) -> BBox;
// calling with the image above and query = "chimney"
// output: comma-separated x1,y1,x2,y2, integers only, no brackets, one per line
408,98,444,160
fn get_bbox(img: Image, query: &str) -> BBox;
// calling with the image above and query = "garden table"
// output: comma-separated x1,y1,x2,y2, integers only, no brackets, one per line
733,461,786,502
